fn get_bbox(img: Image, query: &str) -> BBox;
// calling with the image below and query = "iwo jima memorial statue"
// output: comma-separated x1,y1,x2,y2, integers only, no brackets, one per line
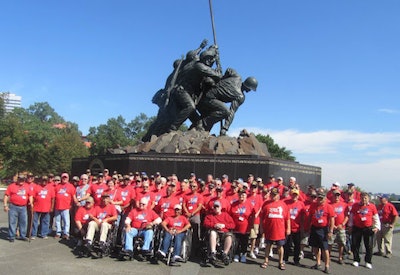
72,1,321,189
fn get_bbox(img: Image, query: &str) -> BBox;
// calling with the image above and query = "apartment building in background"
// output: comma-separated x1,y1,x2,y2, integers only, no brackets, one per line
1,92,22,112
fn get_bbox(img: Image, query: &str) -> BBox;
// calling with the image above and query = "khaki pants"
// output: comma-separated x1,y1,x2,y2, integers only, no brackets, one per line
376,224,393,255
86,221,112,243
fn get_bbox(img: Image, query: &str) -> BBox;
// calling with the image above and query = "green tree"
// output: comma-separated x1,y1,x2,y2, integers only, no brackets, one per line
0,92,6,118
0,102,88,178
256,134,296,161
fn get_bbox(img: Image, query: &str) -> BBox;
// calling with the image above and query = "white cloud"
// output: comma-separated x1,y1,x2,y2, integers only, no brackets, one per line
378,108,399,114
230,127,400,194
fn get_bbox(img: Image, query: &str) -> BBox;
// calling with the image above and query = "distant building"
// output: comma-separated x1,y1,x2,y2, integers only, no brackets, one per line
1,92,22,112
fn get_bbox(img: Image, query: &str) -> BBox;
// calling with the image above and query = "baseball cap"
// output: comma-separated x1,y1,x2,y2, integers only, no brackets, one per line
317,190,326,198
86,196,94,204
332,182,340,187
54,176,61,181
291,189,300,195
276,177,283,181
270,188,279,196
222,174,228,178
347,182,355,187
174,204,182,210
333,189,341,195
72,176,80,182
378,194,389,199
213,201,221,207
61,173,69,179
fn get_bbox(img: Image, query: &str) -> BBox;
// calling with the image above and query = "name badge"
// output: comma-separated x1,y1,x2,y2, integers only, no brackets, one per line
361,217,367,221
318,219,323,224
188,206,193,210
239,216,244,221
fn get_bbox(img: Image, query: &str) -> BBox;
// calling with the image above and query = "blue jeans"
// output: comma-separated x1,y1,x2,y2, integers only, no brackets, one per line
124,228,153,251
161,231,185,257
31,212,50,237
55,209,70,236
8,204,27,240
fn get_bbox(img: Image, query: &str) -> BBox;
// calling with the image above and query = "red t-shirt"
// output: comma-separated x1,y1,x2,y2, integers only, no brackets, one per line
94,204,117,223
330,201,349,227
5,183,32,206
230,200,254,234
285,199,305,233
309,201,335,228
118,185,136,211
262,199,289,240
163,215,190,231
127,208,160,229
33,184,55,212
303,200,313,231
203,212,236,233
75,206,96,225
54,183,75,210
90,183,108,206
155,195,180,219
183,192,204,216
378,202,399,224
136,191,155,209
351,202,378,228
247,193,263,225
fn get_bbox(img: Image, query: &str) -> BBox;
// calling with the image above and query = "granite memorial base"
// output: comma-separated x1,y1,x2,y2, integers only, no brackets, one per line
72,153,321,189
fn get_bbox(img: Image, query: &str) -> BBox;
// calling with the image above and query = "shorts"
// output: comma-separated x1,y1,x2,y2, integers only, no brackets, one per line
300,231,310,245
328,228,346,246
249,224,259,239
265,239,286,247
309,226,329,250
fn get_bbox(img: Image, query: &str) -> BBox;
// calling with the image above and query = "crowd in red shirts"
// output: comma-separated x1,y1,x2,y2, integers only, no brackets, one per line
3,170,398,272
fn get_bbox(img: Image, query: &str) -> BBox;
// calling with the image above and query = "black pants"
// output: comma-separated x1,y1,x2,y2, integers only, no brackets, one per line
284,231,301,263
234,233,249,255
351,226,374,264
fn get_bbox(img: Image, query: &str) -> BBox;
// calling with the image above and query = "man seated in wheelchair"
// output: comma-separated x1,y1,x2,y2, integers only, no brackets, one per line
74,196,96,250
84,194,118,252
157,204,191,265
203,200,235,264
122,197,162,256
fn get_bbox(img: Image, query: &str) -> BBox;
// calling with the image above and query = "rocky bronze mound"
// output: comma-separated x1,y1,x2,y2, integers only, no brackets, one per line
109,129,270,157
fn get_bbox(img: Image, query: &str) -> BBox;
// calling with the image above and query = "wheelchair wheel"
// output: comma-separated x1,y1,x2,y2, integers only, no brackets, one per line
182,229,192,262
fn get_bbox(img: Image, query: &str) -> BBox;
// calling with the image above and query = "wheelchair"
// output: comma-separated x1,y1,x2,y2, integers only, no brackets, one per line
119,224,160,262
201,229,236,267
91,222,119,258
156,228,193,266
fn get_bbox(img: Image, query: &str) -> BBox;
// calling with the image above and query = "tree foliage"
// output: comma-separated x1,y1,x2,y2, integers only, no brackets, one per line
0,102,88,178
256,134,296,161
87,113,155,155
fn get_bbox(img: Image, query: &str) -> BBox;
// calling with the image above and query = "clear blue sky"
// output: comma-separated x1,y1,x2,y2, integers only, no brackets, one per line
1,1,399,194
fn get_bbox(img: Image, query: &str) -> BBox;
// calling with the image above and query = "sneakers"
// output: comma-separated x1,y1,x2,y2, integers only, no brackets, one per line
240,254,247,263
299,251,304,259
254,247,259,255
222,252,230,265
352,261,359,267
269,248,274,258
157,250,166,258
30,236,36,240
324,266,331,274
233,255,239,262
174,255,184,262
249,252,257,259
338,259,344,265
365,263,372,269
259,238,266,249
385,253,392,259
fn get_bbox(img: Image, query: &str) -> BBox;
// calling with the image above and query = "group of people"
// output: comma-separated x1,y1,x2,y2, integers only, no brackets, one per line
3,169,398,271
142,39,258,141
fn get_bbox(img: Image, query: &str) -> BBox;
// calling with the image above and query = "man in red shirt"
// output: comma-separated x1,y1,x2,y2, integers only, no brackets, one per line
328,189,349,264
260,188,290,270
308,190,335,274
157,204,191,265
283,188,305,266
203,200,235,265
135,181,155,209
54,173,75,239
89,174,108,207
31,175,55,239
84,194,118,252
3,175,33,242
183,181,204,255
155,184,180,220
74,196,96,248
376,195,398,258
122,197,162,255
349,192,380,269
230,190,254,263
247,182,263,259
